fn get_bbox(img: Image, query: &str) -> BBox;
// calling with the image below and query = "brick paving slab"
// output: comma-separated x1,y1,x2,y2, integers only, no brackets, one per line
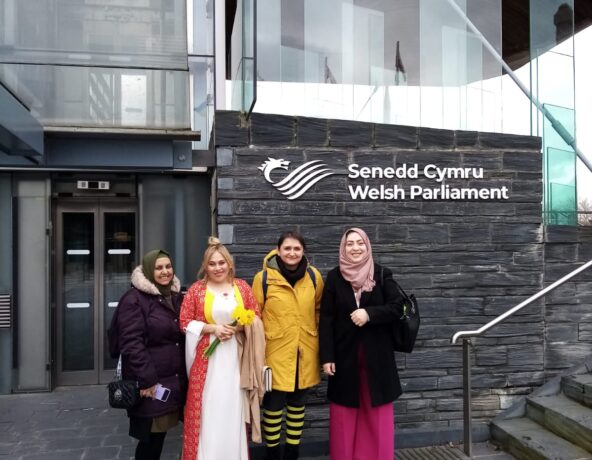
1,385,515,459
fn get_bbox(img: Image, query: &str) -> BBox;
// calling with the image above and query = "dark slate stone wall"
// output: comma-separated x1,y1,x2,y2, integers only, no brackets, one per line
543,226,592,379
214,110,551,445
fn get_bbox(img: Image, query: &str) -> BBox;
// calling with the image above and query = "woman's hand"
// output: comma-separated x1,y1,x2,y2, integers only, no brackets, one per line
350,308,369,327
140,384,157,399
214,324,236,342
323,362,336,376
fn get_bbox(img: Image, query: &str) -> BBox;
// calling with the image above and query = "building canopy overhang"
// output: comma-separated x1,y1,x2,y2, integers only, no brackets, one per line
0,84,44,160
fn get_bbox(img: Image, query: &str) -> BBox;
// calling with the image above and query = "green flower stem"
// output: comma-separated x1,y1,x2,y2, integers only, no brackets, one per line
202,320,238,358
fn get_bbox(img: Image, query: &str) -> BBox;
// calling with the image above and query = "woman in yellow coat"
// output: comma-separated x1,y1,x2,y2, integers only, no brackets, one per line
252,231,324,460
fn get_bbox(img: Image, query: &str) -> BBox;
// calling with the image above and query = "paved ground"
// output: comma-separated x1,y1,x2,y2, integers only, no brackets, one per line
0,385,515,459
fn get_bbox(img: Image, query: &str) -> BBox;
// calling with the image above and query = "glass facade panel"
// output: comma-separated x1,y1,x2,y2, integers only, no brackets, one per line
62,212,94,372
189,0,214,56
543,104,577,225
0,64,190,129
547,150,577,226
103,212,136,371
190,57,215,149
251,0,505,132
0,0,187,70
531,0,577,224
139,175,211,288
530,0,575,137
419,0,503,131
229,0,256,112
575,25,592,217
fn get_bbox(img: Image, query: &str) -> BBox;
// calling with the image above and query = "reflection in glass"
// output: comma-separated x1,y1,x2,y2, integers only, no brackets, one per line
103,213,136,370
190,57,215,149
250,0,510,133
544,104,577,225
63,213,94,372
0,64,190,129
189,0,214,56
532,0,576,225
139,175,211,287
0,0,187,70
229,0,256,112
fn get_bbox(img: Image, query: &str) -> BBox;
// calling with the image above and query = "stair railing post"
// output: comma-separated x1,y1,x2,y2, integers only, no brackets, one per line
463,338,472,458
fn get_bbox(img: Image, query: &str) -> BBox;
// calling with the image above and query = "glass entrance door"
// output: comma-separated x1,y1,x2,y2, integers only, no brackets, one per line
55,201,136,385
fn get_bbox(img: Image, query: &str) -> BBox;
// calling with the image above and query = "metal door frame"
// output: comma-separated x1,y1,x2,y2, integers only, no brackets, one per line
55,198,137,385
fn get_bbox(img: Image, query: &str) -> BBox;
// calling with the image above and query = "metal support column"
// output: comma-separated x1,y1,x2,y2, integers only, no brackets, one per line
463,339,472,458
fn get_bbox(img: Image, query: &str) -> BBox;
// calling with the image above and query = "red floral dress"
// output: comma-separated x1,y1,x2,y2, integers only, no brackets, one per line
179,278,260,460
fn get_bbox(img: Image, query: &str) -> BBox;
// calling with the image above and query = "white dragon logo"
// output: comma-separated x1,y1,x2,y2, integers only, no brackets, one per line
258,157,334,200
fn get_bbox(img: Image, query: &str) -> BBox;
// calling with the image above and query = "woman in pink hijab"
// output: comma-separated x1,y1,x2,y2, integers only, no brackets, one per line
319,228,405,460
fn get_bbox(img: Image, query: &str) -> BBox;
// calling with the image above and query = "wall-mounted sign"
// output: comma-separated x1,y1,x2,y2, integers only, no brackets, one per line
259,158,335,200
259,158,509,201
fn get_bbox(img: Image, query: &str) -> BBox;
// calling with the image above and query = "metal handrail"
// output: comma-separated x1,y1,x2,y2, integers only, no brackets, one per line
451,258,592,457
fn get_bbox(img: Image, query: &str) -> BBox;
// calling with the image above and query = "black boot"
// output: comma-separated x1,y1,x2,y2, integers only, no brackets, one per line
283,443,300,460
263,445,282,460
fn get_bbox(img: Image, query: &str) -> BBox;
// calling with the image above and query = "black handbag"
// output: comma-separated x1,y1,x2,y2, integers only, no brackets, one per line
391,284,420,353
380,267,420,353
107,357,140,409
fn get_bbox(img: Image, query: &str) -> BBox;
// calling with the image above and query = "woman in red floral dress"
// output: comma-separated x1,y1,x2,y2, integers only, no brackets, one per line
180,237,260,460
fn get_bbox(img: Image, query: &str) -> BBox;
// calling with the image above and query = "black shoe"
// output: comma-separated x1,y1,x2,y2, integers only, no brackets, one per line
263,445,282,460
283,443,300,460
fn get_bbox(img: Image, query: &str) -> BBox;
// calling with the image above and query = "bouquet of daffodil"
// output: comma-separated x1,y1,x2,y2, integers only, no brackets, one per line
203,305,256,358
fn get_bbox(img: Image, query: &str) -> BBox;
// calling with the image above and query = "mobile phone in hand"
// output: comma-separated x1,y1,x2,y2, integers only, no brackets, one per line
154,384,171,402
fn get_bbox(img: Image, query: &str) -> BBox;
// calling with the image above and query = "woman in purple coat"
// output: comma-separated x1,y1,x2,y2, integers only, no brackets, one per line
117,249,187,460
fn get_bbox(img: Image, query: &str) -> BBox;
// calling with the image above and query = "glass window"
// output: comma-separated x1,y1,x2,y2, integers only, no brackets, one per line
189,0,214,56
1,0,187,70
0,64,190,129
190,57,215,149
139,175,212,288
251,0,505,132
62,212,95,372
543,104,577,225
229,0,256,112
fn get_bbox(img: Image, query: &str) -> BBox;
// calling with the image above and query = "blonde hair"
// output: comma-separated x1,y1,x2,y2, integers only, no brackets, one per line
198,236,235,282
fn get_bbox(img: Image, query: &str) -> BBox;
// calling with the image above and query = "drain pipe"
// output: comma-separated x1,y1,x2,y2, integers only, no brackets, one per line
444,0,592,174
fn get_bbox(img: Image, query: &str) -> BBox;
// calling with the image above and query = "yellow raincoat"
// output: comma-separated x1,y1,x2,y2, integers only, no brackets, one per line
252,249,324,392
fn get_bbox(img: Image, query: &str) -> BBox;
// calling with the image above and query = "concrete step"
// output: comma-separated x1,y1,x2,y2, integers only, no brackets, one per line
490,417,592,460
526,392,592,452
563,374,592,409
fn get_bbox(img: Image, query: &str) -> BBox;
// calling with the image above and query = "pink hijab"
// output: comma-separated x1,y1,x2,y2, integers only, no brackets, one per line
339,228,376,299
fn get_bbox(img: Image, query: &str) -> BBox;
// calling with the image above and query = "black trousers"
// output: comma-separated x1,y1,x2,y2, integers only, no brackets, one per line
129,416,167,460
262,357,308,411
262,387,308,411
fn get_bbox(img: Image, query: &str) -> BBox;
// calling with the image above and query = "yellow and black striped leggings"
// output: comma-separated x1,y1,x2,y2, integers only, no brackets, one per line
262,388,308,447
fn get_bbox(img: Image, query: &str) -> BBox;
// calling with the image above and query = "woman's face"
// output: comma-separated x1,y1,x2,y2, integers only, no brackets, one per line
206,250,230,283
154,257,173,286
345,232,367,263
278,237,304,270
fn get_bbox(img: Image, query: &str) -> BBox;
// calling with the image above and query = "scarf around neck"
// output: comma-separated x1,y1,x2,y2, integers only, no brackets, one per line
276,255,307,287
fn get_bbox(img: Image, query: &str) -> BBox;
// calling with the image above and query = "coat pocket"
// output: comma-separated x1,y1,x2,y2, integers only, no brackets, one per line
264,329,285,340
301,327,318,337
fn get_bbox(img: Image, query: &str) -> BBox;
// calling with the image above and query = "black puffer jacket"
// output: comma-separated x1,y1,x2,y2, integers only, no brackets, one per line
118,266,187,418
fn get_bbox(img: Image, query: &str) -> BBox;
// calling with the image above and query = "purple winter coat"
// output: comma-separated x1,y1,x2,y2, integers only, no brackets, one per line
117,266,187,419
